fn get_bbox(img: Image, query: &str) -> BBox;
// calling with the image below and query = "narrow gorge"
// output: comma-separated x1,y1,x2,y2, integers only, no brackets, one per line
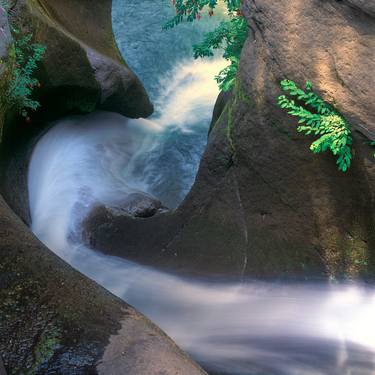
0,0,374,374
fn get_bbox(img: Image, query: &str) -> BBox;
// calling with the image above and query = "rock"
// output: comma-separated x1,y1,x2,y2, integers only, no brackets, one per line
0,2,206,374
0,0,154,224
0,197,207,375
243,0,375,141
84,0,375,280
110,192,166,218
0,6,11,61
97,306,207,375
0,357,6,375
346,0,375,17
209,91,231,134
11,0,153,120
82,193,167,248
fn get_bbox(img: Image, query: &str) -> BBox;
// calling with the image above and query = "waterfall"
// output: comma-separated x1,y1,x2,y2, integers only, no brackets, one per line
27,0,375,373
28,99,375,375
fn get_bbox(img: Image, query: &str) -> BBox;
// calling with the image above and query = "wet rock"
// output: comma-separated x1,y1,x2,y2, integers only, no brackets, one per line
209,91,231,135
110,192,167,218
12,0,153,120
346,0,375,17
0,0,153,224
0,1,206,374
82,193,167,249
97,306,207,375
82,192,168,251
0,189,206,374
84,0,375,280
0,6,11,61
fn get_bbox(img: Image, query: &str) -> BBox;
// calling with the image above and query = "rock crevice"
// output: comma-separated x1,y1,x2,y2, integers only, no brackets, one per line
83,0,375,280
0,2,206,374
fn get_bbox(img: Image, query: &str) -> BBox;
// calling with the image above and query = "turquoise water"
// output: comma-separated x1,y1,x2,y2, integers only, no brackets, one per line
29,113,375,375
112,0,225,101
112,0,227,208
27,2,375,374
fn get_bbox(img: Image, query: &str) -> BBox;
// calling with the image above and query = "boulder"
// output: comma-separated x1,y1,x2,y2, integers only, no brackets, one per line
84,0,375,280
110,192,166,218
0,2,206,374
0,196,207,374
9,0,153,120
82,193,167,248
209,91,231,134
243,0,375,141
0,0,154,224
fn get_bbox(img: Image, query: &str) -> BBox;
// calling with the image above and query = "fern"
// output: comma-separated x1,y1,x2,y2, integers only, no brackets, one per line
194,16,247,91
164,0,248,92
0,1,46,118
278,80,353,172
164,0,242,28
7,30,46,117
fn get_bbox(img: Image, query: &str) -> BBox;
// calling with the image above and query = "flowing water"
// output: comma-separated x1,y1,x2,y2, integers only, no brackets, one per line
27,1,375,374
111,0,227,207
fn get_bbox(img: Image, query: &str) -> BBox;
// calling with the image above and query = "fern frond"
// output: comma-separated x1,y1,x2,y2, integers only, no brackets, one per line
6,31,46,117
278,80,353,172
164,0,247,92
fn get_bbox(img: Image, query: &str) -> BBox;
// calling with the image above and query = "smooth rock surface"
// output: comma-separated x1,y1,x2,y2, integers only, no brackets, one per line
346,0,375,17
83,193,166,249
0,2,206,374
97,306,207,375
111,192,165,218
0,0,154,224
0,195,206,374
84,0,375,280
0,6,11,61
245,0,375,140
18,0,153,119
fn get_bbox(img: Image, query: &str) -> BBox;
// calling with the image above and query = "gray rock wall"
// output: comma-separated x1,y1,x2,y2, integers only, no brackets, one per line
0,5,11,63
0,2,206,374
83,0,375,280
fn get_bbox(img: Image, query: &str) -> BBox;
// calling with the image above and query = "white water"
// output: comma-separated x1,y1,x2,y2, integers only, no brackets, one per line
29,107,375,375
28,4,375,373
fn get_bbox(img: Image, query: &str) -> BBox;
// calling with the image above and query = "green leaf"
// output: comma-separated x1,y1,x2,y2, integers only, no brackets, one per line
277,80,353,172
166,0,247,92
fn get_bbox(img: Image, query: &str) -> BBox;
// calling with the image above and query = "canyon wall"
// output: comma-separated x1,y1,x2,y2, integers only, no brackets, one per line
0,1,206,374
85,0,375,280
1,0,153,224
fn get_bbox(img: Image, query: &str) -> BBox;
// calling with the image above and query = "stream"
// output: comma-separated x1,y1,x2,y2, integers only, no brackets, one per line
27,1,375,374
